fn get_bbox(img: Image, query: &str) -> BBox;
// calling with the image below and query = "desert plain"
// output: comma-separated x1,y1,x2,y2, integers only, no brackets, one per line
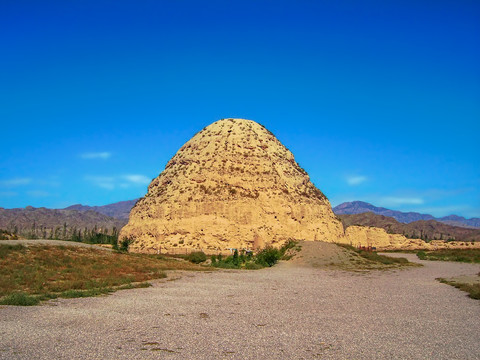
1,244,479,360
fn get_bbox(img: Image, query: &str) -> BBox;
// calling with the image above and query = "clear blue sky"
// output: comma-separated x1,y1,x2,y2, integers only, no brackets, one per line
1,0,479,218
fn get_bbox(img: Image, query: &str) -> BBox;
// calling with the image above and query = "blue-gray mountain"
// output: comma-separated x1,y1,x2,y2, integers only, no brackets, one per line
65,199,139,220
333,201,480,228
0,206,125,240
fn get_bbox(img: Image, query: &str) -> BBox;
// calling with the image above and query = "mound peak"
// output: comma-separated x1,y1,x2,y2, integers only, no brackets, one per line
120,118,344,253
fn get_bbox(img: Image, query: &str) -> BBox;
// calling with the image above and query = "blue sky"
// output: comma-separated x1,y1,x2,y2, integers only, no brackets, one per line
1,0,479,218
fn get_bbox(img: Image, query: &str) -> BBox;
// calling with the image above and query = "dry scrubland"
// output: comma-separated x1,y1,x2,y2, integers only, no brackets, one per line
1,241,480,359
0,240,414,306
0,242,205,306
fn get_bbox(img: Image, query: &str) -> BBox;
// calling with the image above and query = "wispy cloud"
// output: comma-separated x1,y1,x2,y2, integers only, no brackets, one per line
27,190,50,197
411,205,480,218
380,197,424,205
346,175,367,186
123,174,150,185
85,174,151,190
80,152,111,160
0,178,32,187
85,176,115,190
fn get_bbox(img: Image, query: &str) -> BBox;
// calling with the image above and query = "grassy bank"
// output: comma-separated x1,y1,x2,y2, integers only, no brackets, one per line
0,244,204,306
337,244,411,266
437,274,480,300
417,249,480,263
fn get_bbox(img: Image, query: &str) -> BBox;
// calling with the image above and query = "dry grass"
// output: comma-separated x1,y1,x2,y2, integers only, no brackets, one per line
335,243,415,270
0,244,205,305
417,249,480,263
437,274,480,300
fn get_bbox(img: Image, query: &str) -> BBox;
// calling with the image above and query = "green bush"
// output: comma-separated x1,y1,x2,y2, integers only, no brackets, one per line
255,246,281,267
212,261,239,269
232,249,239,267
0,292,40,306
209,241,298,270
118,237,133,252
280,239,297,253
244,262,264,270
186,251,207,264
417,251,426,260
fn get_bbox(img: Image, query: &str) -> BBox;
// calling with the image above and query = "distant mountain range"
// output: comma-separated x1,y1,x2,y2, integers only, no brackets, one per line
65,199,139,220
0,200,137,240
0,206,126,240
338,212,480,242
1,198,478,241
333,201,480,228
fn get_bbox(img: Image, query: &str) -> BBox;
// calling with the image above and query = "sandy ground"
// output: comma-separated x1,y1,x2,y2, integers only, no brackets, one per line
1,251,479,359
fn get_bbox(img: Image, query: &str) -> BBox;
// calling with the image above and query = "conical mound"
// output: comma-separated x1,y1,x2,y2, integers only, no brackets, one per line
120,118,344,254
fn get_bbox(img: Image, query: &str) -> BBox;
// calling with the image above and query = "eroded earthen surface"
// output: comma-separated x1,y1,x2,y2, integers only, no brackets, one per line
120,118,344,254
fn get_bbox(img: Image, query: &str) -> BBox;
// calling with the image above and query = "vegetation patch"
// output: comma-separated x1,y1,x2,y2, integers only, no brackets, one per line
211,239,299,270
186,251,207,264
337,243,414,269
356,250,410,265
0,229,19,240
0,292,41,306
437,274,480,300
0,244,204,305
417,249,480,263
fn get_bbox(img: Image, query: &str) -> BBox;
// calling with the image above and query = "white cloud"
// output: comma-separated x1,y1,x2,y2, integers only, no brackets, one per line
85,176,115,190
85,174,151,190
0,178,32,187
414,205,474,217
80,152,111,160
346,175,367,186
27,190,50,197
123,174,150,185
381,197,424,205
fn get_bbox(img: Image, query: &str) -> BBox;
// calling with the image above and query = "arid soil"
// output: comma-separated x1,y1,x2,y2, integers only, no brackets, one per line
1,250,479,359
284,240,403,270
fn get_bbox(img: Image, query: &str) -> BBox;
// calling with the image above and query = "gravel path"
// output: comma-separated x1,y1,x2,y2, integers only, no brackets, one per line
1,254,479,359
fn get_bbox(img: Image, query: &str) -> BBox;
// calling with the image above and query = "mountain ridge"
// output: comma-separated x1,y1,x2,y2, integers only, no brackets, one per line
333,201,480,228
338,212,480,242
64,199,139,220
0,206,126,240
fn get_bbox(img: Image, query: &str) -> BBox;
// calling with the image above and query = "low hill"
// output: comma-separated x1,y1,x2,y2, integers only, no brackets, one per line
0,206,127,240
334,201,480,228
338,212,480,242
64,199,139,220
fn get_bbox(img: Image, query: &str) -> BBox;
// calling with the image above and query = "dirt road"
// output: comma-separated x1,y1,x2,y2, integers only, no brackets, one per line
1,253,479,359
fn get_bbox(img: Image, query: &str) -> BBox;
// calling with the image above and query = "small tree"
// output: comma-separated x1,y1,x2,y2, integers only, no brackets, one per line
255,246,281,267
233,249,239,266
187,251,207,264
119,237,133,252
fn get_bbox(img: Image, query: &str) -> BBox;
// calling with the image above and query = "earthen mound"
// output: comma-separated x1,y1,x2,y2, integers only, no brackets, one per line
119,118,344,253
